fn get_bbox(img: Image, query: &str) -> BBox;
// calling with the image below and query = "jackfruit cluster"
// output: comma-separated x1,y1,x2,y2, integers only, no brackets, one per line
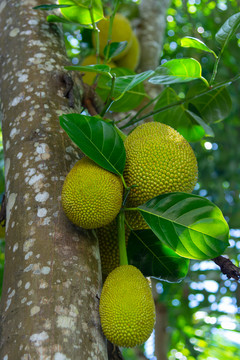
99,265,156,348
61,157,123,229
81,13,140,86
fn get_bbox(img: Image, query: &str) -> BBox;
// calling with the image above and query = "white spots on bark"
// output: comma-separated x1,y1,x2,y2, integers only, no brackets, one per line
17,280,22,287
5,158,10,178
18,74,28,82
10,94,24,107
25,251,33,260
28,173,44,186
41,266,50,275
30,331,49,346
6,193,17,231
37,208,47,218
0,1,7,14
5,140,10,150
23,238,36,252
9,28,20,37
54,352,70,360
25,282,31,290
3,355,8,360
13,242,19,252
30,305,40,316
39,280,48,289
56,316,76,331
35,191,49,203
17,152,23,159
10,127,20,138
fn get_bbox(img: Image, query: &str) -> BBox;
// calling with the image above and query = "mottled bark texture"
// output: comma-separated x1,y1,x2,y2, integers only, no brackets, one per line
0,1,107,359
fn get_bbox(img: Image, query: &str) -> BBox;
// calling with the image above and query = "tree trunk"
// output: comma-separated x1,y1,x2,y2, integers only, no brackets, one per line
0,1,107,359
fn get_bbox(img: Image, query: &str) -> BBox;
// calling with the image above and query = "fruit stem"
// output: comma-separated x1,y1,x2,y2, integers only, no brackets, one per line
100,73,116,116
118,211,128,266
89,3,100,64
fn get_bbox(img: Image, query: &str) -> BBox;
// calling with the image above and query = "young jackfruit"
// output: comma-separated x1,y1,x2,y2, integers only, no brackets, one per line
99,265,155,347
93,13,133,60
124,122,198,208
115,32,140,71
61,157,123,229
96,219,131,276
80,55,116,85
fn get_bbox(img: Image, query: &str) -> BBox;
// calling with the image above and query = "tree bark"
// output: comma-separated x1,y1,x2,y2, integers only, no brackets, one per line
0,1,107,359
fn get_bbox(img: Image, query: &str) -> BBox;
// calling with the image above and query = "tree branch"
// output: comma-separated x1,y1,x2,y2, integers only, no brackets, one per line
212,256,240,281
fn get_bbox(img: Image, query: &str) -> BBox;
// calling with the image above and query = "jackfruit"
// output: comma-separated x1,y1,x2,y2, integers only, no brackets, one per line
93,13,133,60
80,55,116,85
115,32,140,71
99,265,155,347
96,219,131,276
124,122,198,208
61,157,123,229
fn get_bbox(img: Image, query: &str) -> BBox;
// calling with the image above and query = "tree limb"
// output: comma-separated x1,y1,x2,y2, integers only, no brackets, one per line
212,256,240,281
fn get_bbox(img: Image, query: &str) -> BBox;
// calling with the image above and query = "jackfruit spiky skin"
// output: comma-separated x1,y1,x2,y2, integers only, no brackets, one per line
124,122,198,209
61,157,123,229
96,219,131,276
80,55,116,85
115,32,140,71
99,265,155,347
93,13,133,60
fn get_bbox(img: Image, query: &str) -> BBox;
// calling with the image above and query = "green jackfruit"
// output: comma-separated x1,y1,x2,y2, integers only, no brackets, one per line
124,122,198,230
61,157,123,229
99,265,155,347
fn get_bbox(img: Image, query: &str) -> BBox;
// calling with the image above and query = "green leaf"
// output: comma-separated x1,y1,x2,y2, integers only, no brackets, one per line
33,4,72,10
58,0,104,25
96,68,147,112
215,12,240,46
187,83,232,123
185,110,215,137
59,114,126,175
64,64,112,77
103,41,128,61
127,229,190,282
149,58,208,86
181,37,217,58
108,70,154,100
153,87,206,142
47,14,93,27
137,192,229,260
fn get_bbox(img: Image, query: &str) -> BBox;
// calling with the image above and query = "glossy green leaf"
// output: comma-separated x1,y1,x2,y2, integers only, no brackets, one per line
187,83,232,123
181,37,217,58
185,110,214,137
127,229,190,282
108,70,153,100
59,114,126,175
153,87,206,142
97,68,147,112
103,41,128,61
215,12,240,46
33,4,72,10
47,14,93,27
137,192,229,260
149,58,208,85
64,64,112,77
58,0,104,25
